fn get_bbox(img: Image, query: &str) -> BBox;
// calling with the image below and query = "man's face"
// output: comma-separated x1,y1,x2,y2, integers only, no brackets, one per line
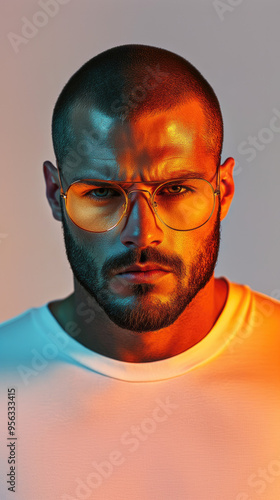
60,100,221,333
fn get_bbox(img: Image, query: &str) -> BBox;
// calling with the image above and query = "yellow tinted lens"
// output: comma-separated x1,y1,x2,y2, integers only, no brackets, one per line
154,179,215,230
65,181,125,232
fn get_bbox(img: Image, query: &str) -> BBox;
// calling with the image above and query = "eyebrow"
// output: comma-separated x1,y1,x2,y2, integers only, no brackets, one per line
71,171,208,184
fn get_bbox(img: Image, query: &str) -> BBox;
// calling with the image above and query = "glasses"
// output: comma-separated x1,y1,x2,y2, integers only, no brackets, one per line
59,165,220,232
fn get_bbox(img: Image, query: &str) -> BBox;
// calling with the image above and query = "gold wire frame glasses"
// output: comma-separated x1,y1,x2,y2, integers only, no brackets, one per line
58,163,220,233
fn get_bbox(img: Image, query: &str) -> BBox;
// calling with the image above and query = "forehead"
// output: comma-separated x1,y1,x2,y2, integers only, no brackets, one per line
67,100,214,182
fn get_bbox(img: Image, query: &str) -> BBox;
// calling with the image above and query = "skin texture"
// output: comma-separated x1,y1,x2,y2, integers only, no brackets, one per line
44,99,235,362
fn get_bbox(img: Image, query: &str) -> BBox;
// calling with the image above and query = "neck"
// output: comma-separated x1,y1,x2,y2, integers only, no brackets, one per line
48,276,228,363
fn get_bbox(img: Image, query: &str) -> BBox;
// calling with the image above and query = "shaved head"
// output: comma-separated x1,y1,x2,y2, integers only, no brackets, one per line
52,44,223,170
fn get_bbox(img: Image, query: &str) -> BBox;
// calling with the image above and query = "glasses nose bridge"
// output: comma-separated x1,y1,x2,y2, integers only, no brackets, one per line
124,187,156,216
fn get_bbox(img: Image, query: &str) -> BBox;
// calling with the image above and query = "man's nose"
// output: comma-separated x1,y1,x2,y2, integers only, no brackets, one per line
119,191,164,248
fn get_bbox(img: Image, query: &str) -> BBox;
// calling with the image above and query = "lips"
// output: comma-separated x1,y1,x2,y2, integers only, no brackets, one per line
116,264,171,275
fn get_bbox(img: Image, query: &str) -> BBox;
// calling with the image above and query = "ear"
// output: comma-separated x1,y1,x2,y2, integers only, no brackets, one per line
219,157,235,221
43,161,63,221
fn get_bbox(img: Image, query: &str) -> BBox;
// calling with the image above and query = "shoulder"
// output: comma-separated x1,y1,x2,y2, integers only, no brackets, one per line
0,308,35,337
227,279,280,331
0,305,50,365
250,286,280,330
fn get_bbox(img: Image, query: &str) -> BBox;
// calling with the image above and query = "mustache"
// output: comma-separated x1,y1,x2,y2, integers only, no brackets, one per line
102,247,186,279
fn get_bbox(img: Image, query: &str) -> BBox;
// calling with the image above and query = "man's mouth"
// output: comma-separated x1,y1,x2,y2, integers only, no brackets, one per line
115,264,172,283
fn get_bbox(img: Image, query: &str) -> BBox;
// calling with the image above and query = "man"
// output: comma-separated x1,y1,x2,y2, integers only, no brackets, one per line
0,44,279,499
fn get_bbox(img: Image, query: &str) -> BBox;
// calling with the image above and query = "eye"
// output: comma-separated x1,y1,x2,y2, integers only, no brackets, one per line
85,187,121,199
158,184,194,196
166,185,185,194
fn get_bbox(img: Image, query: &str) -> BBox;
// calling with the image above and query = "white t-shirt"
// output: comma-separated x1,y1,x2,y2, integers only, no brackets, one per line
0,278,279,500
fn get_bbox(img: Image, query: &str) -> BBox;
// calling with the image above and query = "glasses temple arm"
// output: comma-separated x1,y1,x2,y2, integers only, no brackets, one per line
56,166,66,196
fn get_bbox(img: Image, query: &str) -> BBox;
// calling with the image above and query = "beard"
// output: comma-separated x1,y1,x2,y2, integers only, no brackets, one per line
61,200,221,333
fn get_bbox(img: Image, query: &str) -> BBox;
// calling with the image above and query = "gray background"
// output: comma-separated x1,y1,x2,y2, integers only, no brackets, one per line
1,0,280,322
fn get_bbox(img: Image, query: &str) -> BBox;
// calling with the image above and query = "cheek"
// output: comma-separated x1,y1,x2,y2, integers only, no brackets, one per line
81,232,119,264
70,223,108,256
171,233,199,259
175,222,216,259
